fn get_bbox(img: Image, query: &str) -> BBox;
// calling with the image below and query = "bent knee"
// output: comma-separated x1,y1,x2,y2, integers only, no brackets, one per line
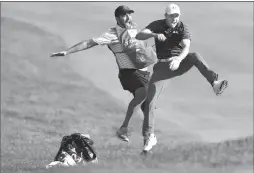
186,52,202,63
188,52,200,58
134,88,146,100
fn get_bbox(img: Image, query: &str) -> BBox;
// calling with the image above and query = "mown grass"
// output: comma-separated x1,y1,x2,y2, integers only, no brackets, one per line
1,17,126,173
1,17,253,173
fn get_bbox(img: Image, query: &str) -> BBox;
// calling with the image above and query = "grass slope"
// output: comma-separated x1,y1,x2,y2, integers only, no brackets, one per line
1,17,127,173
1,2,253,143
1,17,253,173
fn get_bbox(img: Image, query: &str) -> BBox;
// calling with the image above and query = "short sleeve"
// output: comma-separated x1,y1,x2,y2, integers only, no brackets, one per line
145,21,160,33
182,24,192,40
92,28,118,46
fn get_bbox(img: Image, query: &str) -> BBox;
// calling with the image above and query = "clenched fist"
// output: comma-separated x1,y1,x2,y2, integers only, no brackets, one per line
156,34,167,42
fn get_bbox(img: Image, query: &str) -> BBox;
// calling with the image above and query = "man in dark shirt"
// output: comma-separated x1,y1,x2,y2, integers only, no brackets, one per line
136,3,228,152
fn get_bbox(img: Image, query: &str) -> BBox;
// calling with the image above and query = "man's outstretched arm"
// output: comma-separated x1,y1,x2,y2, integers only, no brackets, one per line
50,39,98,57
136,28,166,42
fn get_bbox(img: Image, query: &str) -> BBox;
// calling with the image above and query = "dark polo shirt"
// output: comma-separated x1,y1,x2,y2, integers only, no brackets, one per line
145,19,191,59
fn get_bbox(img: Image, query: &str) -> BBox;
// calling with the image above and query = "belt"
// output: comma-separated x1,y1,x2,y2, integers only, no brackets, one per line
157,58,171,62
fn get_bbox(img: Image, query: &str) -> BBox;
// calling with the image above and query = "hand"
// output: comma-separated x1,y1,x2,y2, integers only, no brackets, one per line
50,51,67,57
156,34,167,42
169,56,182,71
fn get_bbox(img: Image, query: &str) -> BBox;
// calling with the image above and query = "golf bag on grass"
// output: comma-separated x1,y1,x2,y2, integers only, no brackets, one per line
46,133,98,168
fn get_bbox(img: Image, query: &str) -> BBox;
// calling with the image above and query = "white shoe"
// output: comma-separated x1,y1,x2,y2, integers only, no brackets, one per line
213,79,228,95
143,133,157,151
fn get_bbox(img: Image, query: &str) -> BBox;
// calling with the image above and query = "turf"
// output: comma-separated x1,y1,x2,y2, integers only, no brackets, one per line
1,2,253,173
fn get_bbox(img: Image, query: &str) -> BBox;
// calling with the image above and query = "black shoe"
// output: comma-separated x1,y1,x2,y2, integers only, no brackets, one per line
116,127,129,142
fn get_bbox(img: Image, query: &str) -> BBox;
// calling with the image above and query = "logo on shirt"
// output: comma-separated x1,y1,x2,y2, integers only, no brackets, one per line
165,29,179,37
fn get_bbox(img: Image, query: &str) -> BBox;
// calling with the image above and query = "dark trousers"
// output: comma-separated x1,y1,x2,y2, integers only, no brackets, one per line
142,52,218,137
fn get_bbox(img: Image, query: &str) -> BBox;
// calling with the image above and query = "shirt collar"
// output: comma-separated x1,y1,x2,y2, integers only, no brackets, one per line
116,24,125,31
115,24,125,37
164,20,181,30
115,23,137,36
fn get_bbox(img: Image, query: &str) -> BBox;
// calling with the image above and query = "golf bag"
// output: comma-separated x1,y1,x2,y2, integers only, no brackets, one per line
46,133,98,168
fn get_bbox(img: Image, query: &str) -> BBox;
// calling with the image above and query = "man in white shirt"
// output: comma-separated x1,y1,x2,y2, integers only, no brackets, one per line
51,5,154,143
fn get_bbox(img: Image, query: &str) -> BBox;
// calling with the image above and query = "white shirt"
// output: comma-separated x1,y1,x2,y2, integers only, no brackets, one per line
92,24,147,71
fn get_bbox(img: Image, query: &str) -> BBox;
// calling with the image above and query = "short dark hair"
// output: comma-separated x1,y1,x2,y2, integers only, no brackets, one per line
115,5,134,17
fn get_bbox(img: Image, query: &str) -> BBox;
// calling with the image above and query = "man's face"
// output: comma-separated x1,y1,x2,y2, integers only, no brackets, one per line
116,12,133,28
165,13,180,28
